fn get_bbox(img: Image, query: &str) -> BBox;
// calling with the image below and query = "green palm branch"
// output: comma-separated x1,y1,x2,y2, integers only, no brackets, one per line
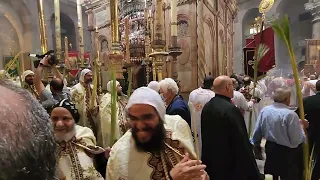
271,15,311,180
248,44,269,137
110,71,118,146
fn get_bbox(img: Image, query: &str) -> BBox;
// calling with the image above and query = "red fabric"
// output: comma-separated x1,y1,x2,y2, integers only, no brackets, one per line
69,69,80,77
246,38,255,48
254,27,275,72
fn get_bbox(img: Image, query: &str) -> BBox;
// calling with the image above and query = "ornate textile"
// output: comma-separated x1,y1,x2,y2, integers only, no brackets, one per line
99,93,129,148
56,125,104,180
70,83,99,133
106,114,196,180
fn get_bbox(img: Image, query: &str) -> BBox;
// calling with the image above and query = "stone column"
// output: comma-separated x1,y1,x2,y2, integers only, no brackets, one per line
305,0,320,39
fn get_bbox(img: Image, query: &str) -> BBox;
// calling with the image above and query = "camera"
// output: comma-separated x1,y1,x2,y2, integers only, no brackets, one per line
29,50,58,68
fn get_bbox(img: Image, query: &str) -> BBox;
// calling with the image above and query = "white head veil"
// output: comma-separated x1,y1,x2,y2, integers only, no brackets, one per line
22,70,34,82
79,69,92,82
147,81,160,92
107,80,120,92
126,87,165,121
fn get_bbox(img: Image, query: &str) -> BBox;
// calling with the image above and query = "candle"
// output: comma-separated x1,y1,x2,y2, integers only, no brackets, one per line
88,10,94,28
170,0,177,36
171,0,177,23
64,37,69,65
145,0,147,8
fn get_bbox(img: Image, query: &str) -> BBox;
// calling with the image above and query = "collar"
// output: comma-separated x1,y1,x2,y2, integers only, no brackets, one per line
215,94,231,102
273,102,290,108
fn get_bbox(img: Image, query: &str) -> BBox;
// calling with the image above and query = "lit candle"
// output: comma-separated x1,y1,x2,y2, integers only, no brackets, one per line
170,0,177,36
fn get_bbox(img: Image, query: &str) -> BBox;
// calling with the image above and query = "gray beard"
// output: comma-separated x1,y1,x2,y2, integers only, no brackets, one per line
55,125,76,142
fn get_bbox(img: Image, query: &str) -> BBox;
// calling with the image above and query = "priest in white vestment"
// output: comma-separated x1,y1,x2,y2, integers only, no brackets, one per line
188,77,215,158
241,77,265,135
99,80,129,148
50,99,104,180
71,69,100,140
107,87,209,180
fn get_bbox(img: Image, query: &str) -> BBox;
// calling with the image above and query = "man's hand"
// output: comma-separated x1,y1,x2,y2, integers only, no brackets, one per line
170,153,206,180
40,56,50,66
300,119,309,129
104,147,111,159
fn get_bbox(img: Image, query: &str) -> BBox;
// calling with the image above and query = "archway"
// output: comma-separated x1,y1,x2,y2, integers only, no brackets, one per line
50,13,76,52
241,8,261,48
0,0,32,70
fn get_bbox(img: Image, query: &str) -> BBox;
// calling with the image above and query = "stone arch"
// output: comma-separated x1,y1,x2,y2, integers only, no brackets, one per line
0,0,33,70
203,15,216,77
241,8,261,47
50,12,76,52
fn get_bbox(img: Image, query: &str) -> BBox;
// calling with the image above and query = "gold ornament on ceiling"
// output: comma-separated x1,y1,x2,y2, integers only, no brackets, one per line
259,0,274,14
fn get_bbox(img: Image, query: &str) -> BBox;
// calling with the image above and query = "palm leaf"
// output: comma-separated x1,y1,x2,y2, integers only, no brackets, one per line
271,15,310,180
248,43,269,137
110,71,118,146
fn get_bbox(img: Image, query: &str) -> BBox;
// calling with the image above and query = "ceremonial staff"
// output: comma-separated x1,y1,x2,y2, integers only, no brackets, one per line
248,0,273,137
37,0,49,81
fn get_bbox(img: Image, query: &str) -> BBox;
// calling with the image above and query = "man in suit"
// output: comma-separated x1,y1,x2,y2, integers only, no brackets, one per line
300,80,320,180
201,76,263,180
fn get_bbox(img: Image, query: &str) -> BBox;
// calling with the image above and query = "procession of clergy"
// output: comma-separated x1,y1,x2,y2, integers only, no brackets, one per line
0,55,319,180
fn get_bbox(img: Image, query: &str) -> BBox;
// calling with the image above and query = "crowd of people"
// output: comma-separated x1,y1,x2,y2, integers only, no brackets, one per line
0,56,319,180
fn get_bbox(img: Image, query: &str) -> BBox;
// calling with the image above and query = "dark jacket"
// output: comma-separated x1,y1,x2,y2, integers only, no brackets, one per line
201,94,262,180
166,95,191,127
298,93,320,180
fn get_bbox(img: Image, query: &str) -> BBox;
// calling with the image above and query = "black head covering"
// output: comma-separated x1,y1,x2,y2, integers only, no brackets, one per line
50,99,80,123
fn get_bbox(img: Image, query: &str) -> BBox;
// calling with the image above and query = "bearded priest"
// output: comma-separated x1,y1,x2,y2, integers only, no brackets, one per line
106,87,208,180
50,99,105,180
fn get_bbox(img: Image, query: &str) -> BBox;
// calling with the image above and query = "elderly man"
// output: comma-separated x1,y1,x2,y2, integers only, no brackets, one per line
159,78,191,127
50,99,104,180
201,76,263,180
252,88,306,180
71,69,99,137
107,87,208,180
188,76,215,158
99,80,129,148
22,70,39,99
147,81,160,92
0,80,56,179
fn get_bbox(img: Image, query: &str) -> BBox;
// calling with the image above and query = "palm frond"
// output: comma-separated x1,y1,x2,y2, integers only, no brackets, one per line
271,15,310,180
110,71,118,146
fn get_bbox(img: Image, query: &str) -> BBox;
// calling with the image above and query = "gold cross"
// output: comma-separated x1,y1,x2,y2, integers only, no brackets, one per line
248,59,255,69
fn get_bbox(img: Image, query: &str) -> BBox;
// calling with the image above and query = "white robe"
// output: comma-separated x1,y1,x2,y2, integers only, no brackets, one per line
57,125,104,180
232,91,253,114
99,93,128,148
70,83,98,129
188,87,215,158
106,115,196,180
243,82,265,136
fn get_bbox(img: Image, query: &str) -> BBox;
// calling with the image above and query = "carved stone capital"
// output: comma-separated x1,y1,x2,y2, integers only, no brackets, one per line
305,0,320,22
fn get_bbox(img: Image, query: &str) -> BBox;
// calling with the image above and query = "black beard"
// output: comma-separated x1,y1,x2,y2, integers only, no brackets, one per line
131,120,166,153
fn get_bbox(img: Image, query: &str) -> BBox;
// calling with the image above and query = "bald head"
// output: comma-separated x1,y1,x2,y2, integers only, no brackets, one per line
213,76,234,98
0,80,56,179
